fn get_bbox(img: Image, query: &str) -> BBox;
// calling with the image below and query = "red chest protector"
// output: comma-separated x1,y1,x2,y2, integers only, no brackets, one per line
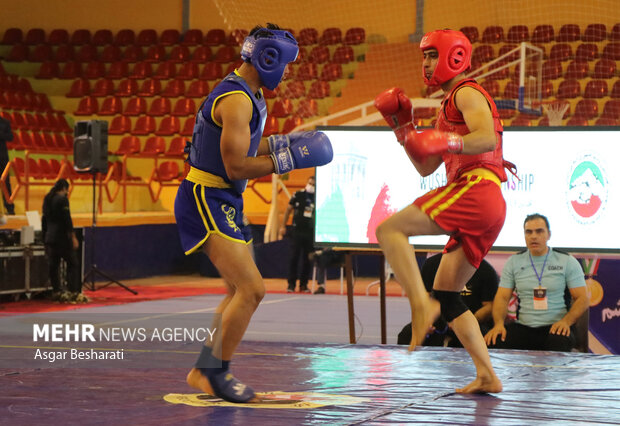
436,79,509,183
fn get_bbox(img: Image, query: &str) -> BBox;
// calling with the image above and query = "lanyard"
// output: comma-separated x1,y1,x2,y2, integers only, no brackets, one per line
529,249,550,288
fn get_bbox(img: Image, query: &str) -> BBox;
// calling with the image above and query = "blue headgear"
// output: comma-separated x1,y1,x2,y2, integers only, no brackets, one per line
241,28,299,90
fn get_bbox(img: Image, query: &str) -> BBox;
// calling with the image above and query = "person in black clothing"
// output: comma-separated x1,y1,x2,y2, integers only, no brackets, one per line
398,252,498,347
42,179,85,303
279,176,315,293
0,116,15,215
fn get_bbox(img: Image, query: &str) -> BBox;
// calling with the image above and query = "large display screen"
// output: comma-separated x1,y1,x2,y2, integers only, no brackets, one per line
315,127,620,253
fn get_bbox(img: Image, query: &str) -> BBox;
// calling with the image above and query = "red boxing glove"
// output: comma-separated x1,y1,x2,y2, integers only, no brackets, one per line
374,87,414,144
404,129,463,162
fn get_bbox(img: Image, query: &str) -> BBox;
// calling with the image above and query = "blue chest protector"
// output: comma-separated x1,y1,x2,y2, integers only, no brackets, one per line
188,71,267,194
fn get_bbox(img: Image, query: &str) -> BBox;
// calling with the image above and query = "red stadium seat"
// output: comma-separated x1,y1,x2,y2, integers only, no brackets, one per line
93,29,113,46
147,97,171,116
156,116,181,136
28,44,52,62
531,25,554,43
459,26,479,43
142,136,166,155
582,24,607,42
59,61,83,79
169,45,191,63
121,45,144,62
592,58,616,78
295,62,318,81
176,62,199,80
160,29,181,46
284,80,307,99
25,28,45,45
601,99,620,119
123,97,148,116
227,29,248,46
557,24,580,42
161,79,185,97
185,80,210,98
70,29,91,45
205,29,226,46
480,80,500,98
583,79,608,98
116,79,139,96
171,98,196,116
263,115,279,137
131,115,156,135
144,44,166,63
84,61,106,79
200,62,223,81
542,60,563,80
136,78,162,97
472,44,495,63
91,78,115,97
224,59,243,75
35,61,59,79
191,46,212,63
506,25,529,43
602,42,620,60
128,61,153,79
573,99,599,119
166,137,186,156
332,45,355,64
594,117,618,126
115,135,141,155
549,43,572,61
213,46,236,63
270,99,293,117
66,78,91,97
106,61,129,79
181,29,203,46
509,115,533,127
344,27,366,45
298,28,319,46
282,116,304,133
296,98,318,118
108,115,132,134
575,43,598,61
157,161,180,181
481,26,503,43
566,116,589,126
100,45,122,62
54,44,75,61
152,61,177,79
1,28,23,45
308,45,330,64
33,94,53,112
136,29,158,46
179,118,194,136
557,79,581,99
319,28,342,45
564,60,589,79
114,29,136,46
308,80,330,99
74,96,98,115
76,44,98,62
6,44,28,62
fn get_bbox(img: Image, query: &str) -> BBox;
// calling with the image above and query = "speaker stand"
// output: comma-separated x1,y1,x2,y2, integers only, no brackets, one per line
82,173,137,295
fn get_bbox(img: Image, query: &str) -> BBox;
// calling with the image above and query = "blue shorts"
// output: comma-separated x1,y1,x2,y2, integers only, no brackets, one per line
175,177,252,255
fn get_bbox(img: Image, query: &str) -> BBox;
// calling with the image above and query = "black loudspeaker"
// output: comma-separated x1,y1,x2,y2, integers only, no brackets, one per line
73,120,108,173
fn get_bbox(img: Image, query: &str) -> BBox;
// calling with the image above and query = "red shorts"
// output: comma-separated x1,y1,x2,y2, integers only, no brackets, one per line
413,170,506,268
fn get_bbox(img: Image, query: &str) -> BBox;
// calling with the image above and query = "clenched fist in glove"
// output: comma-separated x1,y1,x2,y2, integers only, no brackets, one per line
374,87,414,144
404,129,463,163
270,131,333,174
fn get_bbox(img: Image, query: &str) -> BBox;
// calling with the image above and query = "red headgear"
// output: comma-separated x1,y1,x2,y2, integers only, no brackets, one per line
419,29,472,85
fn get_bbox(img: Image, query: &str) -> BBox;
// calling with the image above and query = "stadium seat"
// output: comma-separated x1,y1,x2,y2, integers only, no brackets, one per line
282,116,304,133
573,99,599,119
74,96,98,116
28,44,52,62
136,78,162,97
70,29,91,45
160,29,181,46
161,79,185,97
91,78,115,97
592,58,616,78
152,61,177,79
128,61,153,79
224,59,243,75
166,137,186,156
582,24,607,42
59,61,83,79
54,44,75,61
319,28,342,45
294,47,308,64
262,87,278,99
298,28,319,46
31,132,47,151
531,25,554,43
270,99,293,118
213,46,237,63
108,115,132,134
344,27,365,45
332,45,355,64
557,24,580,42
481,26,503,43
542,60,563,80
284,80,307,99
131,115,156,135
35,61,60,79
594,117,618,126
185,80,210,98
602,42,620,60
37,158,55,178
480,80,500,98
171,98,196,116
181,29,203,46
114,29,136,46
76,44,98,62
296,62,318,80
200,62,223,80
100,45,122,62
556,79,581,98
566,116,589,126
144,44,166,63
93,29,114,46
1,28,23,45
142,136,166,155
541,79,554,98
486,63,509,80
575,43,598,61
33,94,53,112
610,24,620,41
459,26,479,43
24,28,45,45
121,45,144,62
123,97,148,116
176,62,199,80
205,29,226,46
319,63,343,81
296,98,318,118
509,114,533,127
472,44,495,63
549,43,572,61
179,117,193,136
263,115,279,137
66,78,91,97
601,99,620,119
308,45,330,64
147,97,171,116
115,135,141,155
227,29,248,46
583,79,608,98
116,79,139,96
136,29,158,46
6,44,28,62
564,60,589,79
156,116,181,136
506,25,529,43
84,61,106,79
191,45,212,63
53,114,71,132
106,61,129,79
169,45,191,63
157,161,180,181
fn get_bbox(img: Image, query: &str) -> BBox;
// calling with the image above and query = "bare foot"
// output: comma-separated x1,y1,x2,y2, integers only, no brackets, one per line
455,375,503,394
186,368,261,403
409,298,440,351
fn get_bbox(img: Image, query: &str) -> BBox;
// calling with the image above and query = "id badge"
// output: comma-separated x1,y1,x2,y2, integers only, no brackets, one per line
303,205,313,218
533,287,548,310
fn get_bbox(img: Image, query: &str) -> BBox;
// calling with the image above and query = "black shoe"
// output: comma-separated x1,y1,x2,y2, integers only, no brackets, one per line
287,286,295,293
313,286,325,294
299,286,311,293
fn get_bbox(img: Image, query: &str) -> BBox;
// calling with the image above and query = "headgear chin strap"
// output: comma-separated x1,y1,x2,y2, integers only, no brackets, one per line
420,29,472,86
241,29,299,90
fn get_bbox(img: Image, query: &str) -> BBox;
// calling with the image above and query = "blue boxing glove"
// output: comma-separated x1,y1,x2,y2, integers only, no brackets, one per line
270,131,333,174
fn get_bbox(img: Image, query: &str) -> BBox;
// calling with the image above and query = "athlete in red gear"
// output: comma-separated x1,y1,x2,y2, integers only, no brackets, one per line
374,29,514,394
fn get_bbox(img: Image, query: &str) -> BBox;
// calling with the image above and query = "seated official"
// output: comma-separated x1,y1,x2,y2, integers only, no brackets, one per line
484,214,589,352
398,252,499,347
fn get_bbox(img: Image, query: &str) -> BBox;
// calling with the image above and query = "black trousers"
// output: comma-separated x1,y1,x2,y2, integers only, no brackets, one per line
287,232,313,289
0,150,14,214
46,243,80,293
493,322,575,352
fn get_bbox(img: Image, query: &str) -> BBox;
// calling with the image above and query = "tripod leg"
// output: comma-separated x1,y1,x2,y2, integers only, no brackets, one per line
92,266,138,295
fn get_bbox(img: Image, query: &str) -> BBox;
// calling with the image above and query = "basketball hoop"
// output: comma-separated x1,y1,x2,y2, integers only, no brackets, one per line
541,100,569,126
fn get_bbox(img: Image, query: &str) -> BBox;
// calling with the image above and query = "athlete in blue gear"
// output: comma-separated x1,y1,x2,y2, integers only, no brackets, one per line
175,23,333,403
